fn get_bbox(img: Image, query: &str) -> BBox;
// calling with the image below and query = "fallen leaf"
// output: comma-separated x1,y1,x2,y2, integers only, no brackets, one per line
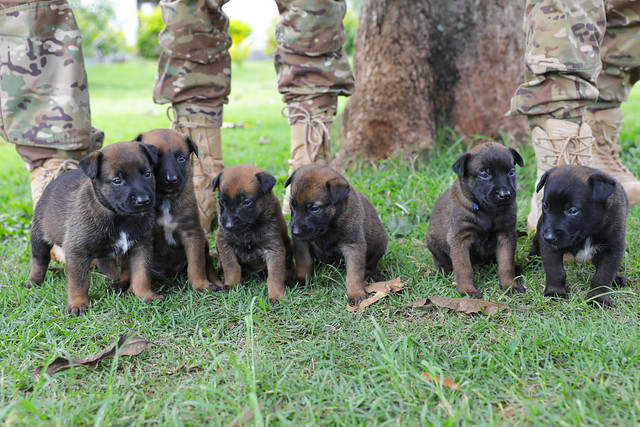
226,406,258,427
35,334,152,376
408,296,509,316
347,277,405,312
420,372,459,390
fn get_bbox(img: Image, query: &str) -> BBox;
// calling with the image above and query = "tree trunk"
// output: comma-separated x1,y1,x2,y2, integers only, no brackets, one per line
335,0,527,166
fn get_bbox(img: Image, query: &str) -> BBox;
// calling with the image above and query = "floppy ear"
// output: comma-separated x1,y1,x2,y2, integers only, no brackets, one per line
185,135,198,158
284,170,297,188
212,171,222,192
535,168,553,193
139,143,159,166
451,153,470,177
133,133,143,142
510,147,524,167
589,173,617,202
79,151,103,179
255,171,276,194
326,177,350,205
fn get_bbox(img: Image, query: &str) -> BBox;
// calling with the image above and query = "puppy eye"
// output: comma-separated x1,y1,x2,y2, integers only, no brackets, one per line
177,155,187,163
143,170,152,179
219,197,226,206
112,177,123,186
566,207,580,216
508,168,516,176
242,199,254,208
309,205,322,214
478,171,491,179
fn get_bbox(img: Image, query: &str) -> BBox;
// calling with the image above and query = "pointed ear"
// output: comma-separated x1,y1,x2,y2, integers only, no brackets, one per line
79,151,103,179
589,172,617,202
326,177,350,205
212,171,222,192
139,143,158,166
535,168,552,193
255,171,276,194
185,135,198,158
134,133,143,142
510,147,524,167
452,153,470,177
284,170,297,188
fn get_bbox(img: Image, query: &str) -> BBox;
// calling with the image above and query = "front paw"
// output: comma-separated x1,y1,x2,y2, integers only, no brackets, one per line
347,291,367,307
142,292,165,303
543,286,568,299
191,280,219,292
66,300,89,316
501,281,526,295
107,280,130,294
612,275,626,288
586,287,613,308
457,283,482,299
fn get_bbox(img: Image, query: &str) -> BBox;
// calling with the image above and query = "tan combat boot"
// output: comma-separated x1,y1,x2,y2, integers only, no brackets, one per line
30,158,80,263
586,107,640,205
172,114,224,232
527,119,593,231
282,105,334,214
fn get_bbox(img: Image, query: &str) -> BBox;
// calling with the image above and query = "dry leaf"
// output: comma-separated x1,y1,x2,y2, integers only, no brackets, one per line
409,296,509,316
35,334,152,376
420,372,459,390
347,277,405,312
226,406,259,427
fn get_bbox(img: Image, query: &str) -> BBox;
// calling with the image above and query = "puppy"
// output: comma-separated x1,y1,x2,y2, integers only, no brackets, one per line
285,164,388,306
212,164,294,300
26,141,162,315
131,129,222,291
425,142,525,298
529,164,628,306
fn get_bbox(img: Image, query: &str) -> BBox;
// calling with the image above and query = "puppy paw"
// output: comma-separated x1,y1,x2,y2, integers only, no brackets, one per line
543,287,568,299
347,293,367,307
66,302,89,316
191,281,220,292
107,280,130,294
501,282,526,295
612,275,626,288
457,284,482,299
142,293,165,303
586,287,613,308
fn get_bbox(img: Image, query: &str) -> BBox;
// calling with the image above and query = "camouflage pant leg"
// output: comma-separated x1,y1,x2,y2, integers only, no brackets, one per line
591,0,640,110
275,0,354,123
507,0,605,128
0,0,103,169
152,0,231,124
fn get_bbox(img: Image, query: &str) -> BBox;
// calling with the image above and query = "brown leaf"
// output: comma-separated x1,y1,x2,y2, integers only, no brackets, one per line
420,372,459,390
408,296,509,316
35,334,152,376
226,406,257,427
347,277,405,312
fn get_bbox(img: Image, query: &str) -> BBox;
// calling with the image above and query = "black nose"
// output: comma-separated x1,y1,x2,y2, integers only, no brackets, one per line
135,195,150,206
495,189,511,200
291,223,303,237
543,230,558,244
165,174,178,184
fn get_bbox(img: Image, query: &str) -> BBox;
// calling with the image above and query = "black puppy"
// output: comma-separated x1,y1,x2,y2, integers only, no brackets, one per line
426,142,525,298
530,164,628,307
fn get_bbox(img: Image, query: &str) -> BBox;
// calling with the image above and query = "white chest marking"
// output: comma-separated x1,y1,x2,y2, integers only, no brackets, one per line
112,232,132,256
157,200,178,246
575,237,599,262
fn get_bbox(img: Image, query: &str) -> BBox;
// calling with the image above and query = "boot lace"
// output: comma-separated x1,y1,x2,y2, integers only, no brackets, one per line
590,115,629,173
282,105,332,163
535,135,592,168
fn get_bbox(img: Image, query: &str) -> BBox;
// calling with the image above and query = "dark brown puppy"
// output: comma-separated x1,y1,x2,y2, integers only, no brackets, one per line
212,164,294,300
27,141,162,315
425,142,525,298
131,129,222,291
284,164,388,306
529,164,628,307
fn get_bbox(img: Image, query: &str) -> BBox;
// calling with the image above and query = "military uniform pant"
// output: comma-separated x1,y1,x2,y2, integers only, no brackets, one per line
0,0,103,169
508,0,640,128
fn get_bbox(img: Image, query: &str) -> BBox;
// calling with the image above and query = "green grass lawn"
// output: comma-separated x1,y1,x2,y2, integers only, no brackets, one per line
1,59,639,425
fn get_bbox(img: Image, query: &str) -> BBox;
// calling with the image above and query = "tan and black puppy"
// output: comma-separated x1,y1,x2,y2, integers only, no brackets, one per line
212,164,294,300
26,141,162,315
425,142,525,298
529,164,628,307
284,164,388,306
127,129,222,291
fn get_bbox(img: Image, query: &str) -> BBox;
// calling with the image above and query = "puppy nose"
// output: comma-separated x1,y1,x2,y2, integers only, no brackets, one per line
135,195,151,207
223,217,235,229
495,189,511,200
165,174,178,184
543,230,557,244
291,224,303,237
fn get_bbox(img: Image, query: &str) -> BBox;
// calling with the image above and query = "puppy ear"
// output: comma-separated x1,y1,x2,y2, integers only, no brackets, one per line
510,147,524,167
452,153,470,177
589,173,617,202
79,151,103,179
535,168,552,193
212,171,222,192
284,170,296,188
185,135,198,158
133,133,143,142
139,143,159,166
255,171,276,194
326,177,350,205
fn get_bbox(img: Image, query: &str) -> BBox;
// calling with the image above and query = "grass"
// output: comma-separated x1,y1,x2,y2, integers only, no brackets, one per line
1,58,640,425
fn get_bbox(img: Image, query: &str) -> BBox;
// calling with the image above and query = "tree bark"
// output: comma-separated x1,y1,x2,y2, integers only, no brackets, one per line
335,0,528,166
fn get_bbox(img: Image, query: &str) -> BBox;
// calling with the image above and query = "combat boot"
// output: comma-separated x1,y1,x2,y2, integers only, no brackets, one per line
527,119,593,231
282,105,334,214
30,158,80,263
586,107,640,205
172,113,224,232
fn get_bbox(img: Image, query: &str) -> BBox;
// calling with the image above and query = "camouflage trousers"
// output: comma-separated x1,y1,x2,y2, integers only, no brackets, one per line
508,0,640,128
0,0,103,169
153,0,354,125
